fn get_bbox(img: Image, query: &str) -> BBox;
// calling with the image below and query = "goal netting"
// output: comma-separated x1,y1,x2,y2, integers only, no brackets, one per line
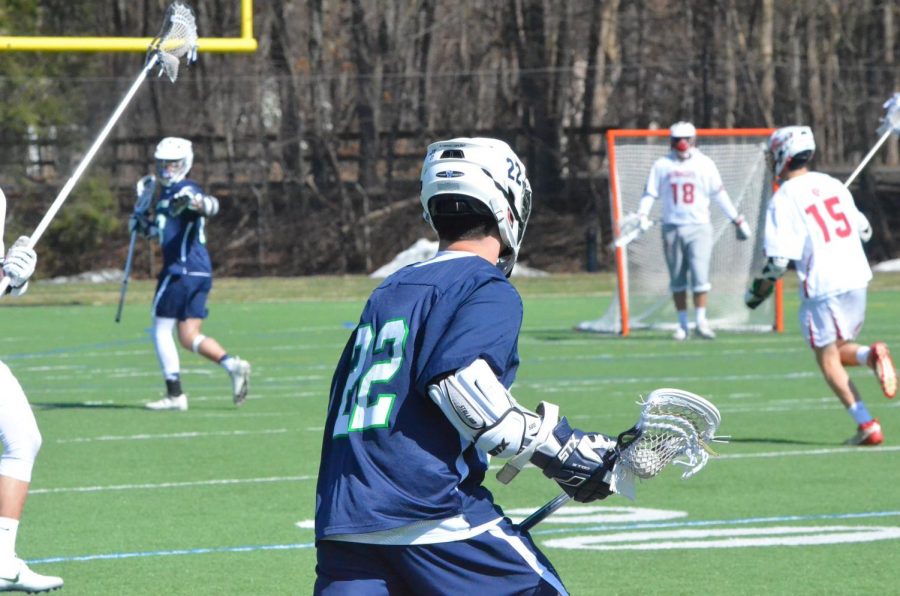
577,128,781,335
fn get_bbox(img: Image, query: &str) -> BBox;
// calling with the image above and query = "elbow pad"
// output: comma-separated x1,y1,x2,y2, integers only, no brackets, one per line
427,359,554,460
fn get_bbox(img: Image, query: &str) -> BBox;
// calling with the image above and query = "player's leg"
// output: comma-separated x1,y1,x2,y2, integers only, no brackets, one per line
397,519,568,595
663,224,690,340
802,292,882,445
687,223,714,339
314,540,411,595
176,276,251,406
146,275,188,411
0,362,63,591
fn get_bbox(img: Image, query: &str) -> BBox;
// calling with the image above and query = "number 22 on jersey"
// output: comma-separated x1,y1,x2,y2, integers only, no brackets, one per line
332,319,409,437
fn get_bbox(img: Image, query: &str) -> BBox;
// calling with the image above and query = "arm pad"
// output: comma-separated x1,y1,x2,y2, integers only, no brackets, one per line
761,256,789,281
427,359,553,460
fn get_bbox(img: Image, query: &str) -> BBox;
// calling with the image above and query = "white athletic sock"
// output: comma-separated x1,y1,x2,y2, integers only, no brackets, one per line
219,355,234,373
153,317,181,381
695,307,708,326
856,346,871,367
677,310,689,331
848,401,873,425
0,517,19,558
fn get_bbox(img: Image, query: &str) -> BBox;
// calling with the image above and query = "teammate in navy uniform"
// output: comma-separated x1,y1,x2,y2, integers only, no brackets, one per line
131,137,251,411
315,138,620,595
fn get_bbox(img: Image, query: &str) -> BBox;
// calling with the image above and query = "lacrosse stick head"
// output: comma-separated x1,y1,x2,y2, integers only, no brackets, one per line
148,1,199,83
877,92,900,136
617,388,721,481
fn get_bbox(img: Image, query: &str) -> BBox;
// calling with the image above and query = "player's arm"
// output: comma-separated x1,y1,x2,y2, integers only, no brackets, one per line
745,256,789,309
171,186,220,218
709,175,752,240
1,236,37,296
427,359,615,503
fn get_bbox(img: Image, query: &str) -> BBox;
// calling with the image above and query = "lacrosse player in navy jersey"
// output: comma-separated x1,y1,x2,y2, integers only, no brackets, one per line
746,126,896,445
0,192,64,592
315,138,621,595
130,137,251,411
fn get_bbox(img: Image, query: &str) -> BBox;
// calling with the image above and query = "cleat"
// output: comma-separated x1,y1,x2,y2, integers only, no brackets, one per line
868,342,897,399
145,394,188,411
0,557,63,593
672,327,689,341
844,418,883,446
230,357,251,406
695,322,716,340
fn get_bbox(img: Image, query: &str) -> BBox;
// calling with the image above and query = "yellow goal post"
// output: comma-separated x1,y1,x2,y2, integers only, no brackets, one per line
0,0,256,53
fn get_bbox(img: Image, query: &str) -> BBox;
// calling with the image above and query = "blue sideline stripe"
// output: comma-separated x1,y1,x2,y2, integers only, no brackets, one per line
529,510,900,536
27,542,315,565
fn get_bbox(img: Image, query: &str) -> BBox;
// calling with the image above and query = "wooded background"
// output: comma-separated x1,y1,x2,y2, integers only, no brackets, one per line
1,0,899,278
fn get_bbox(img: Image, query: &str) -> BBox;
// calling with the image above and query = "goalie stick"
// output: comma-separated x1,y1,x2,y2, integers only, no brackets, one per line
516,388,721,532
0,1,198,297
610,212,654,249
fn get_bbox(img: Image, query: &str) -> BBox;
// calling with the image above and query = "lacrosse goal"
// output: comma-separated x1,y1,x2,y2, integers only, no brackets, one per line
577,128,783,336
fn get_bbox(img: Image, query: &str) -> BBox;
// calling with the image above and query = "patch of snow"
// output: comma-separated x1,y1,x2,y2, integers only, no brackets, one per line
370,238,547,278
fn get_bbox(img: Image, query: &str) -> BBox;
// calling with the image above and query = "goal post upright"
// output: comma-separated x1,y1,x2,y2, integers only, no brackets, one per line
587,126,783,337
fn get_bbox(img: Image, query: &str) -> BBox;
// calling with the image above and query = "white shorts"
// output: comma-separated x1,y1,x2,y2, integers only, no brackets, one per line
662,223,712,293
0,360,42,482
798,288,867,348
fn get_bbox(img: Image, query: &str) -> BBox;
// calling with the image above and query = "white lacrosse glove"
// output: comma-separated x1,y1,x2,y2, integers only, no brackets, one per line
733,215,752,241
171,188,219,217
638,213,653,232
2,236,37,294
858,212,873,243
877,92,900,136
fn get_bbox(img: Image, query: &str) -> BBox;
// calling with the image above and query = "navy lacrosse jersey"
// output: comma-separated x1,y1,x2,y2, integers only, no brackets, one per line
154,179,213,277
315,252,523,540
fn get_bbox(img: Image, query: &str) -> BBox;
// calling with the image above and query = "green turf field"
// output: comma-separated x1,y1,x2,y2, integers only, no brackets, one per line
3,273,899,595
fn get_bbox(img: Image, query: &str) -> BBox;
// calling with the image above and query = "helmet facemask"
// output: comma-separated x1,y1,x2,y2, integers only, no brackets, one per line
154,137,194,187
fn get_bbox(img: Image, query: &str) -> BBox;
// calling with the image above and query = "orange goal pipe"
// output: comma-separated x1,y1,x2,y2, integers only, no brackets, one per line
606,129,631,336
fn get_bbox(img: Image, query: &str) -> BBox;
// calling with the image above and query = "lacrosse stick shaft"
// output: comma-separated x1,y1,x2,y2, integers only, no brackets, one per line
115,230,139,322
0,54,159,296
844,127,893,188
516,492,571,532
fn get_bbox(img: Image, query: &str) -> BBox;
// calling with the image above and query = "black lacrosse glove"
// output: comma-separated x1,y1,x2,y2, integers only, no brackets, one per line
129,213,156,237
744,277,774,309
530,417,617,503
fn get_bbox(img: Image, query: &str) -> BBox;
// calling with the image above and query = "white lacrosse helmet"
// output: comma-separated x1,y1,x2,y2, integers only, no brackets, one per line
420,137,532,277
767,126,815,179
669,121,696,159
154,137,194,186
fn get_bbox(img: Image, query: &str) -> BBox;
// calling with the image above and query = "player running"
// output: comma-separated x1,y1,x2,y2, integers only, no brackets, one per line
746,126,896,445
0,190,64,592
636,121,752,340
314,138,620,594
130,137,251,411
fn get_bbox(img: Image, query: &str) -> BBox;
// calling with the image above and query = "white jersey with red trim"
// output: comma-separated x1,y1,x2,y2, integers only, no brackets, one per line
641,149,738,225
764,171,871,299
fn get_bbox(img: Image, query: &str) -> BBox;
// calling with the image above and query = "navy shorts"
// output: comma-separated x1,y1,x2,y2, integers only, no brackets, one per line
314,518,568,595
152,274,211,320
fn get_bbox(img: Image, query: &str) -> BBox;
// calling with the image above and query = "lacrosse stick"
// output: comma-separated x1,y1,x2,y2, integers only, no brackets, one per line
610,212,654,249
0,1,197,297
115,176,157,322
844,92,900,188
516,388,721,532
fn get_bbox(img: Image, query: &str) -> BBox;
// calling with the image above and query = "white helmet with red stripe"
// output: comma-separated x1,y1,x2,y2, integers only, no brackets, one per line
767,126,816,179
